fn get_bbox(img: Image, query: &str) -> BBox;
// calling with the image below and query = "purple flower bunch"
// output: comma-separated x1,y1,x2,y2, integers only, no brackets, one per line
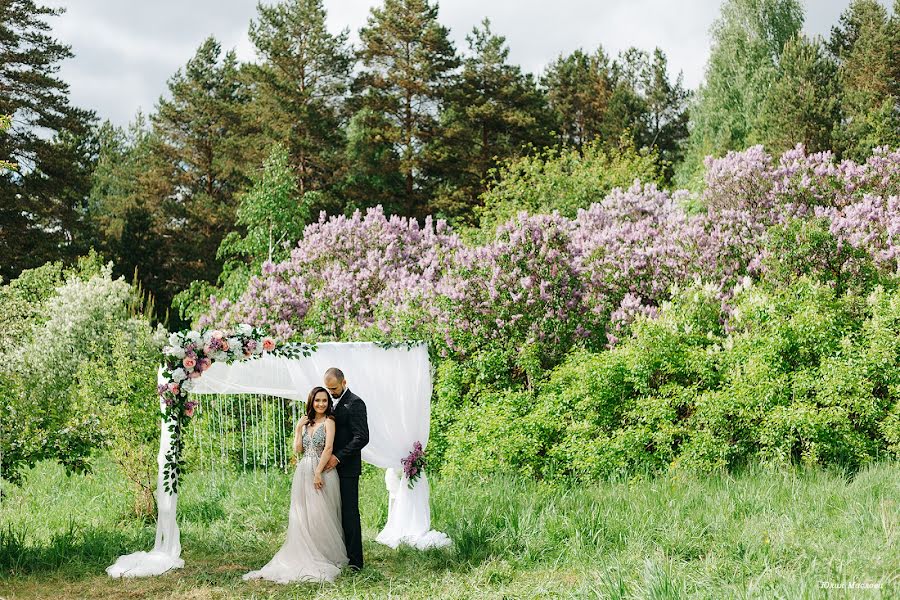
572,183,704,324
430,211,586,359
401,441,426,489
703,144,900,276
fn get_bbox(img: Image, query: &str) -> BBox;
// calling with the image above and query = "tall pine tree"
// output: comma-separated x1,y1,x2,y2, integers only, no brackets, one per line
153,37,259,319
87,115,171,315
758,35,840,154
431,19,555,222
89,38,257,321
0,1,97,281
828,0,900,159
544,46,687,182
542,48,613,152
630,49,690,182
247,0,352,200
349,0,459,218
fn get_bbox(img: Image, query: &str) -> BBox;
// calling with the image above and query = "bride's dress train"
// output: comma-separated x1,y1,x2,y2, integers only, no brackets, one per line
243,423,348,583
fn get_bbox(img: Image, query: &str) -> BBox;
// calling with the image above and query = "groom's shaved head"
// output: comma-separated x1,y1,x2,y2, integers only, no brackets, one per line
324,367,345,382
324,367,346,399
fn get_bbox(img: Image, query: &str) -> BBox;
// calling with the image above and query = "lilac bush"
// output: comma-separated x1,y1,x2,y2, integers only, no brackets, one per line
571,183,704,328
202,206,461,340
702,144,900,279
820,195,900,275
429,212,587,362
201,144,900,361
705,143,900,218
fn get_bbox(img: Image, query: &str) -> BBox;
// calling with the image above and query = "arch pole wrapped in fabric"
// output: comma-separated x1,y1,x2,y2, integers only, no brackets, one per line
107,341,450,578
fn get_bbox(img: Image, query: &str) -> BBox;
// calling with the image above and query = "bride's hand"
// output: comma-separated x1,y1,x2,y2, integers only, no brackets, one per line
313,472,324,491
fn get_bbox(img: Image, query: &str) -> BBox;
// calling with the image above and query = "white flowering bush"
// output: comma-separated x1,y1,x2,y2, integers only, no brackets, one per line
0,263,160,493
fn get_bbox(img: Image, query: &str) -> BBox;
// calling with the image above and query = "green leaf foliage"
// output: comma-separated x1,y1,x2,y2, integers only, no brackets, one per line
477,139,661,233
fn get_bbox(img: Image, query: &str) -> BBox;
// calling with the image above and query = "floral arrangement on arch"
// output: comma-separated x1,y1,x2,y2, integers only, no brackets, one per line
157,324,314,493
401,441,426,489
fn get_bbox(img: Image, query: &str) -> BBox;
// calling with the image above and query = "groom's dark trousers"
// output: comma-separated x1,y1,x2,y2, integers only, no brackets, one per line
332,390,369,570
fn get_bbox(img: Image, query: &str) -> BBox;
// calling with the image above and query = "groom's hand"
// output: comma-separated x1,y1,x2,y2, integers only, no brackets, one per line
324,455,339,471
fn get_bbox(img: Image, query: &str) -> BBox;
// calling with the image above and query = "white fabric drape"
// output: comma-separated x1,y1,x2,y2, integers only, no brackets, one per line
107,342,450,578
106,392,184,577
377,468,451,549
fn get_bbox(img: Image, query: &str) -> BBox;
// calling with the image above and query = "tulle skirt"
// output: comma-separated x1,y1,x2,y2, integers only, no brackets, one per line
243,455,348,583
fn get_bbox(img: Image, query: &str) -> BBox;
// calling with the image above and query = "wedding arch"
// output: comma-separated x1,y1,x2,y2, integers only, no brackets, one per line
107,328,450,578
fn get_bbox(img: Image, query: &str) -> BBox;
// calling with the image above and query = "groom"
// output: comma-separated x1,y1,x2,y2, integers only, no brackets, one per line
323,367,369,571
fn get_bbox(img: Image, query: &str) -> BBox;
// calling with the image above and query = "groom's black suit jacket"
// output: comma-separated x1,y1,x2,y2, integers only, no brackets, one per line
332,390,369,477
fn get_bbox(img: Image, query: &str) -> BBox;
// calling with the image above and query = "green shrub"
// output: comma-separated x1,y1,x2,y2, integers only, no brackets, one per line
431,277,900,481
440,390,555,479
74,323,162,518
0,259,163,505
762,217,883,296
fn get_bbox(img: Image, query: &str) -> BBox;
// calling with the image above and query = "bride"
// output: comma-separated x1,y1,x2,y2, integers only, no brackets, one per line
243,386,349,583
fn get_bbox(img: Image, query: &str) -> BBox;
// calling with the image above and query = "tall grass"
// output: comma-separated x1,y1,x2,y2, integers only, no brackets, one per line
1,456,897,598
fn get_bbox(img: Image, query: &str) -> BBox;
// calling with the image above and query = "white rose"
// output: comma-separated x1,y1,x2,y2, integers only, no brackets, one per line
214,351,229,362
237,323,253,336
181,379,194,392
172,368,187,382
186,331,201,343
168,333,181,346
226,337,241,352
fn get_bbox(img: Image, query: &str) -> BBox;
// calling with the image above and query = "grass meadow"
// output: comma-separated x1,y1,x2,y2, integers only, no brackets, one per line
0,456,897,599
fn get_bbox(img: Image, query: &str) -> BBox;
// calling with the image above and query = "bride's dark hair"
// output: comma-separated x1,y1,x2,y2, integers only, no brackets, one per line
305,386,335,425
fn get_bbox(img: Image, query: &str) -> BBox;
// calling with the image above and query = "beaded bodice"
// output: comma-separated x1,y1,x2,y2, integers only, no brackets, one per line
302,422,327,457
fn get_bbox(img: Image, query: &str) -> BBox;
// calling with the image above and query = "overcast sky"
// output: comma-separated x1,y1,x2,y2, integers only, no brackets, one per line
43,0,891,127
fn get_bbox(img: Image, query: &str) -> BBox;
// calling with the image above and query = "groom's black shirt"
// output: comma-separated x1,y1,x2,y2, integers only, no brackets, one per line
332,389,369,477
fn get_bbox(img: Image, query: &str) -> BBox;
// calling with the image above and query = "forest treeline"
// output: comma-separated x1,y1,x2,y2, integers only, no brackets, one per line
4,0,899,323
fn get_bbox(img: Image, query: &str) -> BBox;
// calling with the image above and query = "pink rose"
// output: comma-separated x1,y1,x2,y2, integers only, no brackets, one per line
262,337,276,351
185,405,195,417
211,330,224,339
183,356,197,369
221,340,229,351
188,370,201,379
203,345,213,355
168,382,180,395
198,357,212,372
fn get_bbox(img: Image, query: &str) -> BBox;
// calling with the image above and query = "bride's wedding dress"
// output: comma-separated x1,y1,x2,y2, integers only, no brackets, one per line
243,422,348,583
